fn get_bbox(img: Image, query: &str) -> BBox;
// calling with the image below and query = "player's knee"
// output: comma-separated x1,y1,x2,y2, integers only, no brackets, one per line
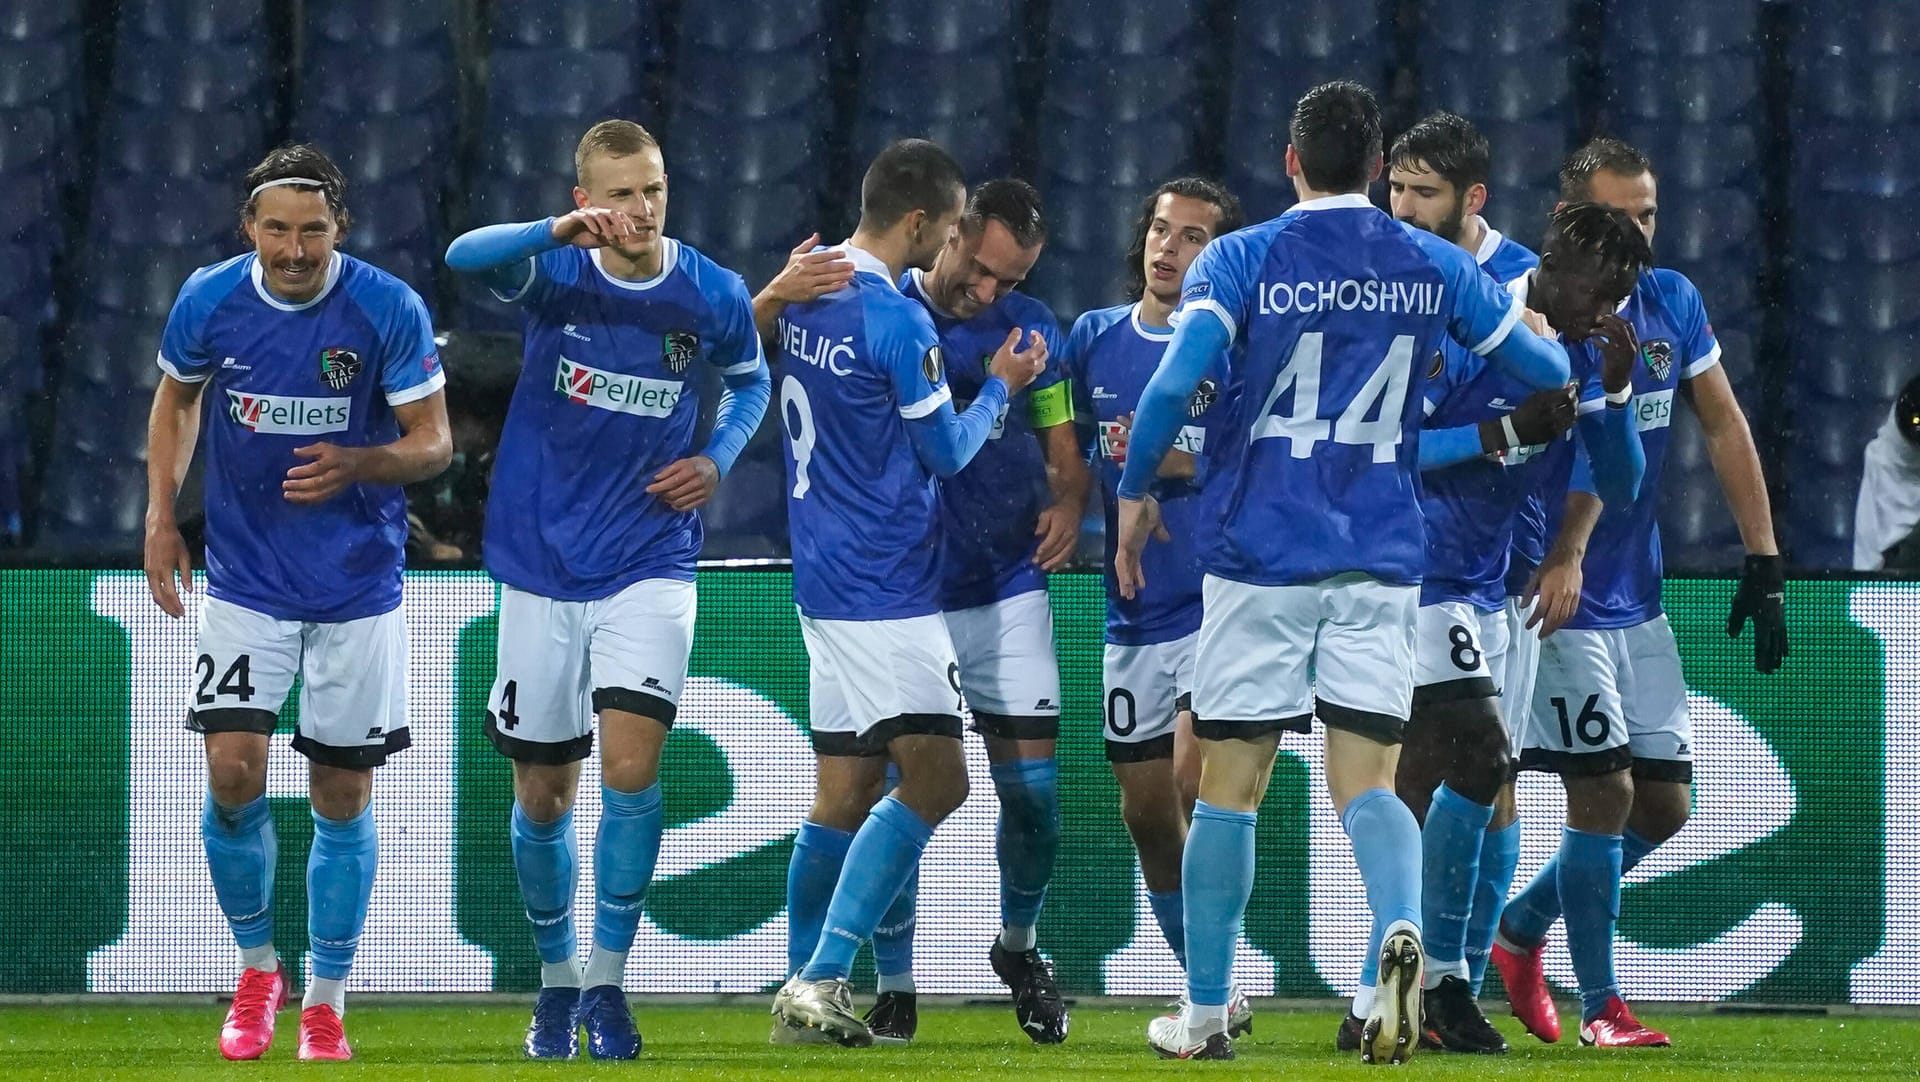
511,764,579,824
1563,769,1634,834
1628,781,1691,844
897,769,969,824
205,745,267,807
308,765,373,820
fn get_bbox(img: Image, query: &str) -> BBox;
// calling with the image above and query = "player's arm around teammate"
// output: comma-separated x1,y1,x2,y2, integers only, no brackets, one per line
447,120,771,1060
144,144,450,1062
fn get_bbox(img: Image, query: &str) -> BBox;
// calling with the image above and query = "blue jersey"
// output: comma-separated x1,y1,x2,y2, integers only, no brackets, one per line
1066,303,1224,645
1557,268,1721,629
1418,231,1541,610
1175,193,1528,587
482,241,763,601
157,251,442,623
776,246,954,621
902,272,1069,611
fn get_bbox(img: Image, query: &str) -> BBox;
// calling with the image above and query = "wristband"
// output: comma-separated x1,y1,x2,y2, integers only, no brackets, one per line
1500,414,1521,450
1605,384,1633,407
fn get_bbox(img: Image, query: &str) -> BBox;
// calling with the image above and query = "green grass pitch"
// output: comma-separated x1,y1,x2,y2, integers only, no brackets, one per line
0,1001,1910,1080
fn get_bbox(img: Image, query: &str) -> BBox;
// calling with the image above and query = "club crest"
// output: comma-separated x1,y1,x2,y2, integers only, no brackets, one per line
662,331,700,375
318,347,362,390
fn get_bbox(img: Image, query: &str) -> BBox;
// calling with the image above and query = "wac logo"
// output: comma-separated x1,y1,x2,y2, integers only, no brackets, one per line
661,331,699,375
1187,376,1219,419
317,347,362,390
224,391,353,436
1643,338,1674,381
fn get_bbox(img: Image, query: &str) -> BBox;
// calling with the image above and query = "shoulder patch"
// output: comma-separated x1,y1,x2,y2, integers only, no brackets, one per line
922,345,945,385
1427,350,1445,380
1186,377,1219,419
1182,280,1212,304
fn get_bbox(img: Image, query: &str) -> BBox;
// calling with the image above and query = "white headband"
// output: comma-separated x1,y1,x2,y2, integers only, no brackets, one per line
249,176,325,198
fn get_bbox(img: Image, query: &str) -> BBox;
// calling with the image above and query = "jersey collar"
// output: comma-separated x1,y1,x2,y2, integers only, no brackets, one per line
1130,301,1173,341
1290,193,1375,213
590,237,678,291
250,251,343,311
1472,217,1505,266
840,241,900,292
903,267,955,316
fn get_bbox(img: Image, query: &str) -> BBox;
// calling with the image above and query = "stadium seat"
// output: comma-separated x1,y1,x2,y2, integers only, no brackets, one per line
341,182,433,254
1425,61,1573,125
492,0,646,51
36,443,150,549
1615,124,1756,192
1049,0,1201,57
306,49,457,121
1786,478,1856,569
1796,124,1920,197
855,42,1014,178
677,0,825,53
311,0,448,49
0,1,81,43
676,52,834,126
60,315,169,391
675,127,817,188
101,109,265,179
1609,56,1759,126
112,50,268,114
1605,0,1760,57
121,0,264,47
1795,1,1920,59
90,173,234,250
306,114,442,187
1655,194,1758,265
1424,0,1572,57
1043,58,1197,126
488,49,637,120
1793,195,1919,266
1042,121,1190,191
1797,264,1919,334
1795,329,1914,404
1793,57,1920,126
0,40,79,118
867,0,1012,53
670,182,816,285
83,244,233,318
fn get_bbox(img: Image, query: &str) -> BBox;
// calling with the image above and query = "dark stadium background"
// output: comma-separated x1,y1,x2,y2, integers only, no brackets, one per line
0,0,1909,571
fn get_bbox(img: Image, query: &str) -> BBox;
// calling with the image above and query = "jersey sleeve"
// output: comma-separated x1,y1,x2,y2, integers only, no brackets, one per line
1664,270,1723,380
879,302,952,420
702,267,767,378
495,246,567,309
157,272,217,383
376,284,446,406
1024,310,1073,429
1174,230,1261,345
1571,339,1609,417
1421,342,1467,419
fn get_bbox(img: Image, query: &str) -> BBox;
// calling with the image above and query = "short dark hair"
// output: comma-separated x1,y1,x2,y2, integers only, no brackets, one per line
961,178,1047,248
242,143,349,229
1559,137,1655,202
1388,111,1490,195
1125,177,1245,301
1540,201,1655,284
1289,80,1382,194
859,138,966,232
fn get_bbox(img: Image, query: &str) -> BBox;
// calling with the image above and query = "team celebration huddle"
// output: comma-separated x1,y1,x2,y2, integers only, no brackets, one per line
142,77,1787,1065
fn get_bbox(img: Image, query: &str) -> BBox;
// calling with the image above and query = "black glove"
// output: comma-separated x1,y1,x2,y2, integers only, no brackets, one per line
1727,554,1788,674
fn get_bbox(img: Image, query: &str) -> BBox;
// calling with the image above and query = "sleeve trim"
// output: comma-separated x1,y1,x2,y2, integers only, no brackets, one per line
385,369,446,407
1681,342,1722,379
1182,299,1237,345
1576,396,1608,416
1468,294,1522,356
489,258,539,304
157,352,210,384
898,383,953,420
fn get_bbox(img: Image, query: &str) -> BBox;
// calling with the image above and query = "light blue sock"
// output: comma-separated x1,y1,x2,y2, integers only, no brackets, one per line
593,783,663,954
1422,784,1494,976
306,806,378,982
201,792,277,950
872,861,920,980
1499,827,1659,952
1148,889,1186,968
1184,801,1257,1007
1341,788,1422,936
510,802,578,965
871,764,918,980
1353,918,1385,1013
802,796,933,982
1467,819,1521,993
785,821,853,976
991,758,1059,933
1557,826,1623,1022
1500,856,1560,948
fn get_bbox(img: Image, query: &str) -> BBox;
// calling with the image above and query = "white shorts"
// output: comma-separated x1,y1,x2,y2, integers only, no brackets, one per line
1103,632,1197,760
800,611,965,755
1192,573,1419,743
485,579,696,764
186,595,408,769
1412,600,1501,700
1520,614,1692,781
1499,595,1542,759
943,590,1061,738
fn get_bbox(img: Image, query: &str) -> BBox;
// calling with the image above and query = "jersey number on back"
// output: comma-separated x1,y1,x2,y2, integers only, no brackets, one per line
1251,332,1413,463
781,375,816,499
